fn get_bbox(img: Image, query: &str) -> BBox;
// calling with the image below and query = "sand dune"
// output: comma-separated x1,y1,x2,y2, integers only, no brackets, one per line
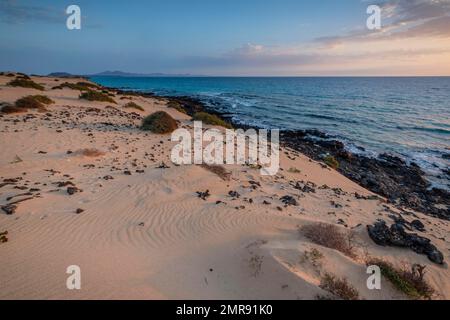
0,74,448,300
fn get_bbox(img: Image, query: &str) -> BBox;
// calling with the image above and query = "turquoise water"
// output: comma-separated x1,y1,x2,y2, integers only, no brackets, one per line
90,76,450,189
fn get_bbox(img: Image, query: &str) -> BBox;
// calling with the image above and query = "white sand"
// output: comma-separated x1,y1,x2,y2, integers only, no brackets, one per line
0,74,448,300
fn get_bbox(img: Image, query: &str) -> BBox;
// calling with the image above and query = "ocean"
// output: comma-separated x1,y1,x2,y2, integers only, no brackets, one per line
90,76,450,190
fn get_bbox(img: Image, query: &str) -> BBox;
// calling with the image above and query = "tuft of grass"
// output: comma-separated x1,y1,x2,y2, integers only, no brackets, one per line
200,164,231,181
324,155,339,169
79,90,116,104
193,112,232,129
300,223,356,258
288,167,301,173
167,101,187,114
53,81,100,91
319,273,359,300
7,78,44,91
366,258,434,300
15,95,51,112
123,101,145,112
141,111,178,134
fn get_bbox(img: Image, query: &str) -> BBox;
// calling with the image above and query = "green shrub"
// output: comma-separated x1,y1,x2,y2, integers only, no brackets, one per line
123,101,145,111
367,258,434,299
53,81,100,91
324,155,339,169
193,112,232,129
79,90,116,104
7,78,44,91
141,111,178,134
31,95,54,105
15,96,48,111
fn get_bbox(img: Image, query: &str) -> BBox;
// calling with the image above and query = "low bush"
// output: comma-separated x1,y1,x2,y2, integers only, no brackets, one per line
53,81,100,91
79,90,116,104
141,111,178,134
193,112,232,129
324,155,339,169
15,95,50,111
300,223,356,258
1,105,28,114
7,78,44,91
319,273,359,300
123,101,144,111
366,258,434,299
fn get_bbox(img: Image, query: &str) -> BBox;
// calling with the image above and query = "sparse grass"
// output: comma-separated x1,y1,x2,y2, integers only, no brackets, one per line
193,112,232,129
141,111,178,134
79,90,116,104
14,95,51,112
300,248,324,268
123,101,144,112
300,223,356,258
167,100,187,114
288,167,301,173
7,78,44,91
16,73,31,80
319,273,359,300
324,155,339,169
200,164,231,181
366,258,435,300
76,148,106,157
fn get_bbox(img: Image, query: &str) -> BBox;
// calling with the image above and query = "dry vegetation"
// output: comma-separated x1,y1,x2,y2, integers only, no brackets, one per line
75,148,106,157
200,164,231,181
193,112,233,129
167,101,187,114
141,111,178,134
300,223,356,258
123,101,145,112
79,90,116,104
319,273,359,300
12,95,54,112
7,78,45,91
367,258,435,300
324,155,339,169
52,81,100,91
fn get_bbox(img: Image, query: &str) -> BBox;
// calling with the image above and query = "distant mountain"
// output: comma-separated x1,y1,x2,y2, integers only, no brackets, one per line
48,71,203,78
90,70,200,77
47,72,82,78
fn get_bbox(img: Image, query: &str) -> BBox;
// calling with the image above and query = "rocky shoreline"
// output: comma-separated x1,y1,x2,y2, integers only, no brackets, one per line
107,89,450,221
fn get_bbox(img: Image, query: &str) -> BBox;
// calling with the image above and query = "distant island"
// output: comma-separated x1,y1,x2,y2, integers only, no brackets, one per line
48,71,202,78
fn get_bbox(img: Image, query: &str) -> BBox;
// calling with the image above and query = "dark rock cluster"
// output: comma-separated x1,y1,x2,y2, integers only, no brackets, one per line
367,220,444,265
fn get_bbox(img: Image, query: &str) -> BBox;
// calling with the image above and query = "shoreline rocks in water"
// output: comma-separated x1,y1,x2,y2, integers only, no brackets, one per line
99,88,450,221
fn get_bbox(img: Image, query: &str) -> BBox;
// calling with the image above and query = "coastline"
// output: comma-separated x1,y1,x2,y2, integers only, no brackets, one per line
107,88,450,221
1,73,449,299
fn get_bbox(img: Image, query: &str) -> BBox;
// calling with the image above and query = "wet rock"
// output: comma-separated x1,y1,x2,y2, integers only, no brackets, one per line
367,220,444,264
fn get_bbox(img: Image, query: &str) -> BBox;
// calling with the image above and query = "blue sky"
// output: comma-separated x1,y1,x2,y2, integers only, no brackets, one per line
1,0,449,75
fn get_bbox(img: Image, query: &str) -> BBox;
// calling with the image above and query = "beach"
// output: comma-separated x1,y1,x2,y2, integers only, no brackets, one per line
0,73,449,300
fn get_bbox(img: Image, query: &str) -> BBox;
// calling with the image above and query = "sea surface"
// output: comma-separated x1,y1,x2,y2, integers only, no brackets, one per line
90,76,450,190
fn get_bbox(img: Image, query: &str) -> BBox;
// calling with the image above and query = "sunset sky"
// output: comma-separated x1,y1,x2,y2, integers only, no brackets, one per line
1,0,450,76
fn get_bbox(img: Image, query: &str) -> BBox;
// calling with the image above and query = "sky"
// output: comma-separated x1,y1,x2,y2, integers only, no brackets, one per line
1,0,450,76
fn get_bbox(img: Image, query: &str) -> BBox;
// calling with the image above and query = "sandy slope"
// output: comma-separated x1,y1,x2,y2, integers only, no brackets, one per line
0,74,448,300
